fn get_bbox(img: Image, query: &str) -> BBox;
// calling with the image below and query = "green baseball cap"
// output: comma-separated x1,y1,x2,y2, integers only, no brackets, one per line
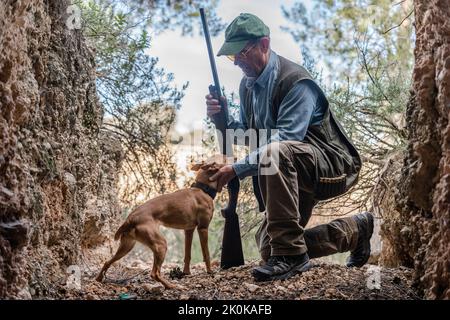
217,13,270,56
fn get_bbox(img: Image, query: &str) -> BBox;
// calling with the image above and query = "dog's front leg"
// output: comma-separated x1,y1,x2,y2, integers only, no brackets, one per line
183,229,195,275
197,228,212,274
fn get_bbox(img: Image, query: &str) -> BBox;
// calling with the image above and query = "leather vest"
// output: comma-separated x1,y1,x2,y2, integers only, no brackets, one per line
239,55,362,211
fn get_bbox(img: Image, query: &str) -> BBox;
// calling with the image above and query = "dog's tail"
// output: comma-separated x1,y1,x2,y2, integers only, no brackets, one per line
114,220,134,241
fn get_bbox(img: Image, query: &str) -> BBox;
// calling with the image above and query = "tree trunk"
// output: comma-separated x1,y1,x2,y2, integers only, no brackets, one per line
395,0,450,299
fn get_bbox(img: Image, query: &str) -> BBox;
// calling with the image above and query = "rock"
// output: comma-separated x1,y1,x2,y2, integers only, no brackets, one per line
129,260,147,270
42,142,52,150
17,287,32,300
0,186,14,198
142,283,163,294
275,285,288,293
64,172,77,187
86,293,99,300
0,0,123,299
325,288,337,297
244,283,259,293
174,284,187,290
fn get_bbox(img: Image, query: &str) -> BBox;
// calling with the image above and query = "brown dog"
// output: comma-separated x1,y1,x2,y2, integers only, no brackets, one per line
96,155,232,289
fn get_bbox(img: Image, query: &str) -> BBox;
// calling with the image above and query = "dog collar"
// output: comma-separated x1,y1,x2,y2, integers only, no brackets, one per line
191,182,217,199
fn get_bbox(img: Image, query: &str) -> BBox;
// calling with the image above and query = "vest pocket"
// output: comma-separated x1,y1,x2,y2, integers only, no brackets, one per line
315,174,347,200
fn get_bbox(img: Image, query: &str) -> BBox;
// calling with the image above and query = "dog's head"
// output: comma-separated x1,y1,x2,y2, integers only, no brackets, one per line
190,155,235,189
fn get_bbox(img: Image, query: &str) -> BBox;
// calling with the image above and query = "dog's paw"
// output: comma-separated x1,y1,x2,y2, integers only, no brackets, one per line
182,269,191,276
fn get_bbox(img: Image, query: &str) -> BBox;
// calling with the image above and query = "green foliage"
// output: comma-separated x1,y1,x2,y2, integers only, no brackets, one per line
282,0,414,210
99,0,225,36
72,0,225,204
74,0,188,202
282,0,414,80
78,0,184,112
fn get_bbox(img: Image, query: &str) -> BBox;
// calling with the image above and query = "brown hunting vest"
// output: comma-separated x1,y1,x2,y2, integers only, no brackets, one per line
239,55,362,211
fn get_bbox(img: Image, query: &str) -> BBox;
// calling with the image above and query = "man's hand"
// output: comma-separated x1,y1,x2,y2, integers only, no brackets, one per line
205,94,227,119
209,165,236,192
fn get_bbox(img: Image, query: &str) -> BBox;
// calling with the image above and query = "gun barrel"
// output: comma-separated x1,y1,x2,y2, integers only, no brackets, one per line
200,8,222,97
200,8,230,154
199,8,244,269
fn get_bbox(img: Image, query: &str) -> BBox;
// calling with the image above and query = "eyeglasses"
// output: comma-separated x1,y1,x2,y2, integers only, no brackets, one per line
227,42,257,62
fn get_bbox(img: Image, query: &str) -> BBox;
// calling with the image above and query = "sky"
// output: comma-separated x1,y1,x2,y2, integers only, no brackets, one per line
147,0,309,134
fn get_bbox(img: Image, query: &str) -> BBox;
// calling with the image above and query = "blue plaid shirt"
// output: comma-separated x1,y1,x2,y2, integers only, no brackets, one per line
228,50,326,179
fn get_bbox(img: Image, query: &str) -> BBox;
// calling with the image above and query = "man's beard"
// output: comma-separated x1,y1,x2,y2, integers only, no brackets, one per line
237,61,256,77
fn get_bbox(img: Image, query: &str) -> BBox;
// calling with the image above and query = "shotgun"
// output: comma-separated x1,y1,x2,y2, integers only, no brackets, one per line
199,8,244,269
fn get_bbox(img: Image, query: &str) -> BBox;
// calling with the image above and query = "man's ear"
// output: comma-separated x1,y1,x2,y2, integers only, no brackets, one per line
260,37,270,53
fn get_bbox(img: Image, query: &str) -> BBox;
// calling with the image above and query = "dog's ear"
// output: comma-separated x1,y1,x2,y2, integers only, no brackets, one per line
200,162,223,173
212,161,224,170
200,163,213,170
190,161,205,171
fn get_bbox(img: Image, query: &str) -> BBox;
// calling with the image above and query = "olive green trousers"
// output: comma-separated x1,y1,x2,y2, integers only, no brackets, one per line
255,141,359,260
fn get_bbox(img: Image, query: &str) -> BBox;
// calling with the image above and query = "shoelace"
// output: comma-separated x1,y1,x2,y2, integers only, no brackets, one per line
266,257,278,267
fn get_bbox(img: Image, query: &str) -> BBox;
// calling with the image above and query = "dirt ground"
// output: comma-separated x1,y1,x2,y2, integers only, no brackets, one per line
53,258,420,300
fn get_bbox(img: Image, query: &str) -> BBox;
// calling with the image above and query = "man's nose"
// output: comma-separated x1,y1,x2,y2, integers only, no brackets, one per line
234,57,244,67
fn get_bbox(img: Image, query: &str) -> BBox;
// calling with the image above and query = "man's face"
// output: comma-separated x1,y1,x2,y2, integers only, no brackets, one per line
231,41,266,77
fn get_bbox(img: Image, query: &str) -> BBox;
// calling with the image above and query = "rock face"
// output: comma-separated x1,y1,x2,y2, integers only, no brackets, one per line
0,0,122,298
387,0,449,299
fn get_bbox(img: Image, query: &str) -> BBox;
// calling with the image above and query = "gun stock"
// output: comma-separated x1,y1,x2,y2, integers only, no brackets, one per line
200,8,244,269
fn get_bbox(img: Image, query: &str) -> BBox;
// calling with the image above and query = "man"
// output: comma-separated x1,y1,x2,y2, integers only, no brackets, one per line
206,13,374,282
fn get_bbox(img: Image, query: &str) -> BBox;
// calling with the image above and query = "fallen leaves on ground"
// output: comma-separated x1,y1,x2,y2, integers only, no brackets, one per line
52,258,420,300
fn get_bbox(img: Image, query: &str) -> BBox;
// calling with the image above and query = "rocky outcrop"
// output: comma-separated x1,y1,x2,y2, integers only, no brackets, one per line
371,153,414,269
390,0,449,299
0,0,122,298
